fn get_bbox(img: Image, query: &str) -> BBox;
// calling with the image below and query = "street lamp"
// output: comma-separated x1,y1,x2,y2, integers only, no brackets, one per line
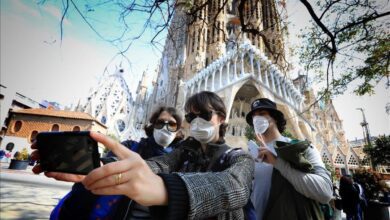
356,108,371,146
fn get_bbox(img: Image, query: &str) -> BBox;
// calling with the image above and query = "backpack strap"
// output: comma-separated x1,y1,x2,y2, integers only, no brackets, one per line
211,148,243,172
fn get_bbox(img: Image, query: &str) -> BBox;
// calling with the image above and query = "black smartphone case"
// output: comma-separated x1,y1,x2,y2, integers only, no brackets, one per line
36,131,101,175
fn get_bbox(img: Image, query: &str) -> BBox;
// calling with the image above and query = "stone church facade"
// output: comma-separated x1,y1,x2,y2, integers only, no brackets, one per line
146,0,367,175
74,0,372,175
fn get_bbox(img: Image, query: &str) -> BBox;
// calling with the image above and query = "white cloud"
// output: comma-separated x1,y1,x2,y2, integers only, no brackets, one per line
12,0,40,18
42,4,71,26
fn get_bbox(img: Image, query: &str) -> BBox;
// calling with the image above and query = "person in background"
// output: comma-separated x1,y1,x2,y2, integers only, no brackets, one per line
33,91,255,219
33,106,184,219
246,98,333,220
331,184,343,220
339,175,361,220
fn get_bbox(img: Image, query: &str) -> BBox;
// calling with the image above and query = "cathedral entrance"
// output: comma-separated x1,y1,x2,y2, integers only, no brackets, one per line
224,81,263,148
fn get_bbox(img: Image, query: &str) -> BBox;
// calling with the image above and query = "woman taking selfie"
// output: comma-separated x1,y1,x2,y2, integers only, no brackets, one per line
32,106,183,219
33,91,254,219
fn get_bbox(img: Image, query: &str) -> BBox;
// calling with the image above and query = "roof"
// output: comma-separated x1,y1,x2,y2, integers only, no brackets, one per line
351,146,366,160
11,108,106,128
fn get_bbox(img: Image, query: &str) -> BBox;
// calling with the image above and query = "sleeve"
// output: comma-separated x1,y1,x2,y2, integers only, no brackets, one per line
149,173,190,219
147,151,254,219
181,152,254,219
273,146,333,204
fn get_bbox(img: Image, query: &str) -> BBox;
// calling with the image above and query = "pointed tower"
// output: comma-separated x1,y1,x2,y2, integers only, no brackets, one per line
79,66,137,140
151,0,287,108
132,70,149,129
261,0,285,65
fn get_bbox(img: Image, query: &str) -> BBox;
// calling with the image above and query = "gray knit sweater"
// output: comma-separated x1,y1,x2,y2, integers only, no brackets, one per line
146,138,255,220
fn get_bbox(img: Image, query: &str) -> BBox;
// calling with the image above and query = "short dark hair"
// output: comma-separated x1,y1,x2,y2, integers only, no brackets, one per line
184,91,228,138
268,110,287,133
144,106,183,137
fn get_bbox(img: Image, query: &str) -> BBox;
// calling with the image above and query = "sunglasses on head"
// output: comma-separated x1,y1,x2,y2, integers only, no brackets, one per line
185,110,217,123
154,119,178,132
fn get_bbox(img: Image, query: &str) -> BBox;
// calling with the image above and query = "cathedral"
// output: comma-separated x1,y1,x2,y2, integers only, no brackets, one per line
78,0,372,176
146,0,368,176
75,67,148,141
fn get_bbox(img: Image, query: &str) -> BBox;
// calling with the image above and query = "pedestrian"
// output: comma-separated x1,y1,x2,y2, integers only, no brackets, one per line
339,175,361,220
354,180,367,219
245,98,333,220
331,184,343,220
32,91,255,219
37,106,184,219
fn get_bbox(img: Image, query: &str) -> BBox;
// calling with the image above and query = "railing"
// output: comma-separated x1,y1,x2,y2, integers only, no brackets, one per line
183,40,304,111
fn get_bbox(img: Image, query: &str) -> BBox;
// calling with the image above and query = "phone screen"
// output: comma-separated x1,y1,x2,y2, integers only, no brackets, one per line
36,131,101,175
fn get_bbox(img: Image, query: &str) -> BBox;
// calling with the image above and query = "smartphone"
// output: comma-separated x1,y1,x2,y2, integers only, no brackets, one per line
36,131,101,175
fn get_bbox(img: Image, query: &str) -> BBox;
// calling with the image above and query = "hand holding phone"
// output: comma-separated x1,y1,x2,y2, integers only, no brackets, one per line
36,131,101,175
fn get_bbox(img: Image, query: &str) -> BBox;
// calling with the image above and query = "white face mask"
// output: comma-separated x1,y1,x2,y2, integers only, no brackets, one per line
153,127,176,147
189,117,217,143
253,116,269,135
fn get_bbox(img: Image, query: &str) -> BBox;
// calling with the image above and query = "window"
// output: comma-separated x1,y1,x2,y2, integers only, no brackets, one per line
117,119,126,132
322,152,332,165
12,120,23,133
348,155,359,165
335,154,345,165
51,124,60,131
72,126,81,132
29,130,38,143
101,116,107,124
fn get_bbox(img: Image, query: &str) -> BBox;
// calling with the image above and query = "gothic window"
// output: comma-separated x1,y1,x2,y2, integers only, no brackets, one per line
51,124,60,132
335,154,345,165
322,152,332,165
191,29,195,52
197,28,201,51
117,119,126,132
212,26,215,43
29,130,38,143
348,156,359,166
12,120,23,133
101,116,107,124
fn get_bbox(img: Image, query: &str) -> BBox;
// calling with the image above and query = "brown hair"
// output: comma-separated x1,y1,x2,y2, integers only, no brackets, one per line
184,91,228,138
144,106,183,137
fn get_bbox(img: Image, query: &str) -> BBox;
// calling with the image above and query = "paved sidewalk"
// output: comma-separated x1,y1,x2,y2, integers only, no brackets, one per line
0,162,72,219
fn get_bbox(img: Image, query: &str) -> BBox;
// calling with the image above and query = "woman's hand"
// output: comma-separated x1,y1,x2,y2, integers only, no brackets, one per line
82,132,168,207
30,141,85,182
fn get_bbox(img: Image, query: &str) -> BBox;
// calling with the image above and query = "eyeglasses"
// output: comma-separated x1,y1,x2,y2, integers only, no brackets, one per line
154,120,178,132
185,111,216,123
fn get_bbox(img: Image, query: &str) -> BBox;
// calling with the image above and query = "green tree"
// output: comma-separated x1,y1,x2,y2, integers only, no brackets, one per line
245,126,255,141
299,0,389,98
363,135,390,168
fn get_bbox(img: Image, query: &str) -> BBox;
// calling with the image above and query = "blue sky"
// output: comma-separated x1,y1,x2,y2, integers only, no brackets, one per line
1,0,389,141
